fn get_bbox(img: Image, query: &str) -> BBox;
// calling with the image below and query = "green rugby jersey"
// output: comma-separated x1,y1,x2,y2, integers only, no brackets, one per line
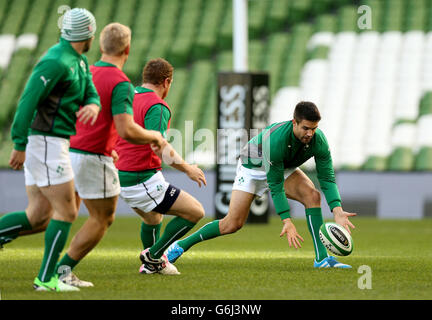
11,38,101,151
240,120,341,219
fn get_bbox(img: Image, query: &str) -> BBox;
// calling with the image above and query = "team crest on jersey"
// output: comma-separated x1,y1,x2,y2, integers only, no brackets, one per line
80,60,86,72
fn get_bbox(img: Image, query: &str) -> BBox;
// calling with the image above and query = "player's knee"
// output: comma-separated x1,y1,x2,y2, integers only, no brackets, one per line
29,214,50,230
26,205,52,229
193,202,205,221
185,200,205,223
93,211,115,228
63,209,79,222
220,217,243,234
304,188,321,207
105,213,115,227
142,213,163,225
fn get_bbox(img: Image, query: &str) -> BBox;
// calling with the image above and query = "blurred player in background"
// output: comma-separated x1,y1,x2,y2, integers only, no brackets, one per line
166,101,356,269
55,23,165,287
0,8,100,292
115,58,206,274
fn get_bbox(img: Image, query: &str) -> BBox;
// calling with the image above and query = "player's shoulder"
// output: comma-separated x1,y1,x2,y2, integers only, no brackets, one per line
35,52,67,74
39,44,75,70
267,120,292,134
262,121,290,149
43,41,69,60
113,80,134,92
315,127,326,139
312,128,331,155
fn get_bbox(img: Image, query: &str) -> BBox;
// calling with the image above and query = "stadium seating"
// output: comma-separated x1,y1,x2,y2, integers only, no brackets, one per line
0,0,432,171
272,0,432,171
192,0,225,61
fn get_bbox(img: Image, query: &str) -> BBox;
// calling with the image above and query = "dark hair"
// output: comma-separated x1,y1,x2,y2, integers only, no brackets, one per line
142,58,173,85
293,101,321,123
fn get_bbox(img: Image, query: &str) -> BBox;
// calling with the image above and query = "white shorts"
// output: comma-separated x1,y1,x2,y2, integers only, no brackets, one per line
24,135,74,187
120,171,180,214
70,151,120,199
232,160,297,196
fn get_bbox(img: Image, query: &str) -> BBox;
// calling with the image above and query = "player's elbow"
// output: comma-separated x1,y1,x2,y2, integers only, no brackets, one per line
116,124,129,139
115,115,139,143
118,125,136,143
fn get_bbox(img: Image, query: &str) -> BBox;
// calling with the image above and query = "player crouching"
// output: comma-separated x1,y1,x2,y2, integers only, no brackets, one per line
166,101,356,269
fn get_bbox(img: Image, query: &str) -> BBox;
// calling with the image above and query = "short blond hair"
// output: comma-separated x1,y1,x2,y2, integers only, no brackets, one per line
99,23,131,56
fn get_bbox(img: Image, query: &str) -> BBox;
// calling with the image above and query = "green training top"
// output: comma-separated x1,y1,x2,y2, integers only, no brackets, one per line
240,120,341,220
11,38,101,151
118,87,171,187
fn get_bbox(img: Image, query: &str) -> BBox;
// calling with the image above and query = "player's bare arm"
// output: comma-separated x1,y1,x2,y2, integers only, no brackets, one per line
151,143,207,187
113,113,164,148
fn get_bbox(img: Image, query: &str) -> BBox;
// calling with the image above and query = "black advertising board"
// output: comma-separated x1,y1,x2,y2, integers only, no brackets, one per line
215,72,270,223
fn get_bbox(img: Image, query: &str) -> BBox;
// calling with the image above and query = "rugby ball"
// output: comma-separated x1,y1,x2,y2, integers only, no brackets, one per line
319,222,353,256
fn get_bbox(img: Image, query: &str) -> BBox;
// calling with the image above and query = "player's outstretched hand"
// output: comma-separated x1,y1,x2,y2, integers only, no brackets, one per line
280,218,304,249
186,164,207,187
333,207,356,234
76,103,100,125
9,149,26,170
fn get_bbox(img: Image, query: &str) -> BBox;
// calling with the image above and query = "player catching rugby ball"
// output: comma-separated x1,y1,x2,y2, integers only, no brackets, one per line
166,101,356,269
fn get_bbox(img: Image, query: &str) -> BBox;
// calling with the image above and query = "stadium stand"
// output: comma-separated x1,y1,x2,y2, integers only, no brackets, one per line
0,0,431,172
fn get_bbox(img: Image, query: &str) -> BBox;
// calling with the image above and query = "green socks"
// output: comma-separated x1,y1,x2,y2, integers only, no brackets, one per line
37,219,72,282
177,220,221,252
149,217,196,259
54,222,164,277
140,222,162,249
305,208,328,262
56,253,79,277
0,211,32,245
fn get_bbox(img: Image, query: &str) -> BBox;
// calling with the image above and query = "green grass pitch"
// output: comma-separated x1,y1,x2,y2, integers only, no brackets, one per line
0,216,431,300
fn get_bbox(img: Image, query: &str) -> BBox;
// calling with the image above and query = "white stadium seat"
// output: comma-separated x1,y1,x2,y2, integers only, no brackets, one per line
307,32,334,51
416,114,432,148
269,87,300,123
391,123,417,149
15,34,38,51
0,35,16,69
270,30,432,169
